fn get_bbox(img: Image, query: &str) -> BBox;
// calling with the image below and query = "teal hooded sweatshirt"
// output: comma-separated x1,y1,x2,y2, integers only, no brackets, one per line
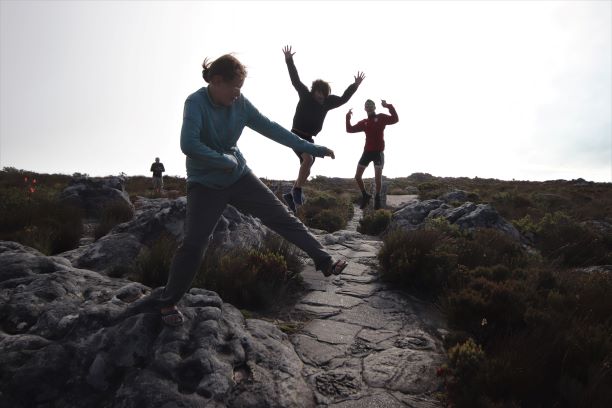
181,87,329,189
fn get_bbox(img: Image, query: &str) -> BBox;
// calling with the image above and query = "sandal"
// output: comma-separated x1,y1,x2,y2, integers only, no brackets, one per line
323,259,348,277
161,305,185,327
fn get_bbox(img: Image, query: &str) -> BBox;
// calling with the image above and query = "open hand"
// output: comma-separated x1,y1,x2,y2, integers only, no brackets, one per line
354,71,365,85
282,45,295,61
324,148,335,159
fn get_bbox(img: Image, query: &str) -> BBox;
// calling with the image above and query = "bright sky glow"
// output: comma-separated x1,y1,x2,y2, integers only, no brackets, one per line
1,0,610,182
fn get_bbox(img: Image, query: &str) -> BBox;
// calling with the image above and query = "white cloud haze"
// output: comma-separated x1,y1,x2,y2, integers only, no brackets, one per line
1,0,610,182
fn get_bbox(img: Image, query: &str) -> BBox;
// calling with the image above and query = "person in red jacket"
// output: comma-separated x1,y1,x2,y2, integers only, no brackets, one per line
346,99,399,209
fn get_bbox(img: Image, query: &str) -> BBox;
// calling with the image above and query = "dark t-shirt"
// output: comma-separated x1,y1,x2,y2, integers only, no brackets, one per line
150,162,165,177
286,58,359,136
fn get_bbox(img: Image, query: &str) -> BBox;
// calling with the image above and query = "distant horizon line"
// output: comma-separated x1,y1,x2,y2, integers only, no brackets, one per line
2,166,610,184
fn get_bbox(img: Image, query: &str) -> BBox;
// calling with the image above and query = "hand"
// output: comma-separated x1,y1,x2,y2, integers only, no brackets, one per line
381,99,389,108
282,45,295,61
324,148,335,159
354,71,365,85
346,108,353,118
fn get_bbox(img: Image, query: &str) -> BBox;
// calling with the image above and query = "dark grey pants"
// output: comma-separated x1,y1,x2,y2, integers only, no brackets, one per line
160,171,332,305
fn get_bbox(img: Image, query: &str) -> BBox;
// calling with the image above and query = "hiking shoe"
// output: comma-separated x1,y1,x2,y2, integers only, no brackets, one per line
374,195,382,210
359,193,372,209
161,306,185,327
292,189,305,206
283,193,296,213
322,259,348,277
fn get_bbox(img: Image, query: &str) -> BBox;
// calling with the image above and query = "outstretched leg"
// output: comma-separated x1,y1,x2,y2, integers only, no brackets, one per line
231,172,333,273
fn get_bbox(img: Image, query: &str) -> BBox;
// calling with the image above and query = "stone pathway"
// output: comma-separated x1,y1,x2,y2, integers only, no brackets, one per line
289,203,448,407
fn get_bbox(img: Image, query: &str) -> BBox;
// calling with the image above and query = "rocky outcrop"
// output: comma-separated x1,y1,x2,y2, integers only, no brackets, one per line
0,241,314,408
1,201,449,408
389,199,523,242
61,197,269,275
58,176,134,217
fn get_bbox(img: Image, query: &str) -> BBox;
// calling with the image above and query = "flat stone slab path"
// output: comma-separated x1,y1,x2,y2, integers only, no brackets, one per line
289,204,447,407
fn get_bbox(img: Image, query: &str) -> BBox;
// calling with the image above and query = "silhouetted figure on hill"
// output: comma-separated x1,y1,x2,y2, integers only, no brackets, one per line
150,157,165,194
346,99,399,209
159,53,348,326
282,45,365,212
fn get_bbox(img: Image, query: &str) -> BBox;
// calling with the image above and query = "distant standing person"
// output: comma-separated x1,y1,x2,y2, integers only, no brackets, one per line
159,53,348,326
150,157,165,194
282,45,365,212
346,99,399,209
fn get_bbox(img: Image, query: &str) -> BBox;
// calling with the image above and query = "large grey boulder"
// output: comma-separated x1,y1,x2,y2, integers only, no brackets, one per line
389,199,522,242
0,241,314,408
58,176,134,217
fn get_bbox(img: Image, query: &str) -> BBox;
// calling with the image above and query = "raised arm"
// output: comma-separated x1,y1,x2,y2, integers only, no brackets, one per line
283,45,309,97
381,100,399,124
346,108,365,133
327,71,365,110
245,97,334,159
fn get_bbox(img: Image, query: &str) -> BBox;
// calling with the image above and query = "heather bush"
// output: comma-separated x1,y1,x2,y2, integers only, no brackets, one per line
533,212,611,266
126,229,304,310
490,190,532,218
300,190,353,232
416,181,450,200
0,185,83,255
443,337,503,408
93,200,135,239
259,231,304,274
377,228,458,293
455,228,531,270
380,213,612,406
196,247,296,309
129,232,177,286
445,273,529,338
357,209,392,235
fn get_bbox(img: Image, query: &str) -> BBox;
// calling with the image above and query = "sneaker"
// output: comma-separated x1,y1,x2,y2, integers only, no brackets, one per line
283,193,296,213
374,195,381,210
292,189,305,206
359,193,372,209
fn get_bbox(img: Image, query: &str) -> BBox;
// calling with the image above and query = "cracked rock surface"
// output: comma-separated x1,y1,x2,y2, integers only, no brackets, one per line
0,195,447,407
291,204,447,407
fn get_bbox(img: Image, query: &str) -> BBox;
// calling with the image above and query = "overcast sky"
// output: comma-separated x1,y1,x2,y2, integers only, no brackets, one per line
1,0,610,182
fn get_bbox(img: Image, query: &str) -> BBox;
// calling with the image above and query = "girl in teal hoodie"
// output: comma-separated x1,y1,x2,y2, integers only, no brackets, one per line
160,54,348,326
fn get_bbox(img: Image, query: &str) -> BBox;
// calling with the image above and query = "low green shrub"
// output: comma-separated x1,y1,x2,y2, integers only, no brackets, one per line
94,200,134,239
455,228,531,270
259,231,304,274
300,190,353,232
0,187,83,255
196,247,297,309
377,228,458,293
358,209,392,235
416,181,450,200
380,216,612,406
128,233,177,286
533,212,611,267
